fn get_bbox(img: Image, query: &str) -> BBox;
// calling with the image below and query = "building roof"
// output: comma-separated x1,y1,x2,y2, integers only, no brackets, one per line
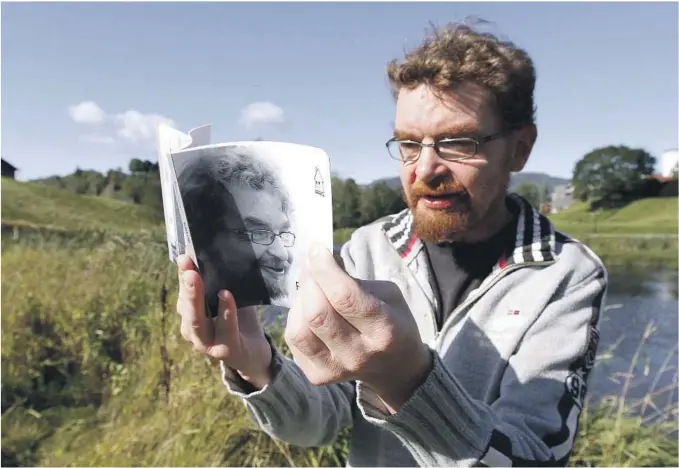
1,158,18,171
645,173,674,183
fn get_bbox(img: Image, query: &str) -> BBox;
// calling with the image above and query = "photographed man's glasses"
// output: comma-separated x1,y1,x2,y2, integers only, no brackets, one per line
228,229,296,247
385,129,514,163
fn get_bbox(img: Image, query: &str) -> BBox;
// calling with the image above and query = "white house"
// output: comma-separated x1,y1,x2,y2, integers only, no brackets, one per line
660,149,679,177
550,183,574,213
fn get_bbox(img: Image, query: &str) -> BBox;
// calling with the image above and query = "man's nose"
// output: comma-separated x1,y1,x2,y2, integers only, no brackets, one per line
415,145,449,184
268,236,290,262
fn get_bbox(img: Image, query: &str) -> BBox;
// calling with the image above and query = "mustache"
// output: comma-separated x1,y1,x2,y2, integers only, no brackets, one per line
260,258,291,270
409,178,469,200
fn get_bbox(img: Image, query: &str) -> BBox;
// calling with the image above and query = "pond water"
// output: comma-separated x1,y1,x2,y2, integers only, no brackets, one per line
587,265,678,424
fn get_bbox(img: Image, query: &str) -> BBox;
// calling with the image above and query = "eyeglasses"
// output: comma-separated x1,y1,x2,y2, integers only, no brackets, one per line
385,129,513,163
227,229,296,247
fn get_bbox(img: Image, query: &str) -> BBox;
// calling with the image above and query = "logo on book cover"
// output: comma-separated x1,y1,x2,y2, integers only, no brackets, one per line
314,166,325,197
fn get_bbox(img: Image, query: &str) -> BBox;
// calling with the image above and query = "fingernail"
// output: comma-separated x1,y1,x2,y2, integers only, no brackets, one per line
218,290,229,301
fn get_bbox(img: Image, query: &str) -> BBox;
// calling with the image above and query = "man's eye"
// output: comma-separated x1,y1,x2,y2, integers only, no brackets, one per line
439,140,476,154
400,142,420,150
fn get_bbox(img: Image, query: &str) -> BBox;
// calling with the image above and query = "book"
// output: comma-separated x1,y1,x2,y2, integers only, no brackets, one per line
157,124,333,317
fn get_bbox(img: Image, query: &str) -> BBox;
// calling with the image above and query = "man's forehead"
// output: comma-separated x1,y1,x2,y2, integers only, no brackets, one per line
393,83,496,138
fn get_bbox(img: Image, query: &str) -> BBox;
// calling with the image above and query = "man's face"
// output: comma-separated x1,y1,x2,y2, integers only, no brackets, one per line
223,183,293,300
394,83,535,243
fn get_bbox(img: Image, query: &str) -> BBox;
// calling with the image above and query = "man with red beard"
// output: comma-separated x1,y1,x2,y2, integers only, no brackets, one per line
176,21,607,467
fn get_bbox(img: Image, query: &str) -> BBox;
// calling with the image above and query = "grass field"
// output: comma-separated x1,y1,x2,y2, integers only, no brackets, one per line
1,180,677,466
1,179,163,234
550,198,678,235
550,198,678,267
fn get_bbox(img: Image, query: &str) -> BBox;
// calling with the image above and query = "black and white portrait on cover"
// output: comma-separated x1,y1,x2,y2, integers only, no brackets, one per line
175,146,296,315
158,123,333,319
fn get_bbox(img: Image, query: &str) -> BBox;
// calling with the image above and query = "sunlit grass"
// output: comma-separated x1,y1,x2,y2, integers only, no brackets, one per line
550,198,678,235
1,179,163,234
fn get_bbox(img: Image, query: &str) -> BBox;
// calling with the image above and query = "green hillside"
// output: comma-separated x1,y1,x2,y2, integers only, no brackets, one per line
1,179,163,234
550,198,678,235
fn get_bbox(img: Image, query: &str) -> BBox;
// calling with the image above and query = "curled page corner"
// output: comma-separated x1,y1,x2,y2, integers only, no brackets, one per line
157,123,211,155
186,124,211,149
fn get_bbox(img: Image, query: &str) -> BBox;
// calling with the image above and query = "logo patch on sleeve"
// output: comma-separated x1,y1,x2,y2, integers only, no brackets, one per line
565,325,600,409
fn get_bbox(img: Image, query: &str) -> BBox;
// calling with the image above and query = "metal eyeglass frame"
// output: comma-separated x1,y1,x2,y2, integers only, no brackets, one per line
227,229,296,247
385,128,514,163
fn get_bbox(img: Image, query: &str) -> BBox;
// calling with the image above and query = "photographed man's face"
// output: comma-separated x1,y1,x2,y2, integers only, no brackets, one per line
395,83,536,242
224,182,293,300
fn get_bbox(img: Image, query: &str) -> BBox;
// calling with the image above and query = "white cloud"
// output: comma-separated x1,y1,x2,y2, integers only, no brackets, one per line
79,134,116,145
239,101,286,129
68,100,175,146
114,110,175,143
68,101,106,124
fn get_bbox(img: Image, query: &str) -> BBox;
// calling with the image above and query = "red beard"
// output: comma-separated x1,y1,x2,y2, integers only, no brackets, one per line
405,177,472,243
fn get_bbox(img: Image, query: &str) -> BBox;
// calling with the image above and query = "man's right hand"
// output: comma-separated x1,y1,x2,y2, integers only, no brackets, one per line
176,254,273,389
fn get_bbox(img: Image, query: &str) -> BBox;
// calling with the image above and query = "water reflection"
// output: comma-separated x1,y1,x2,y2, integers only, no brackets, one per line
590,265,678,427
606,264,678,301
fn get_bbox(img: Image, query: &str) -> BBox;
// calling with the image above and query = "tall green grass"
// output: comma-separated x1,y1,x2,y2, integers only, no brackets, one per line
0,234,349,467
1,233,677,467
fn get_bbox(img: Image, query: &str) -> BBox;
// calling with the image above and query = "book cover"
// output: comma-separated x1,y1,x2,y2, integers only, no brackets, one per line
158,124,333,316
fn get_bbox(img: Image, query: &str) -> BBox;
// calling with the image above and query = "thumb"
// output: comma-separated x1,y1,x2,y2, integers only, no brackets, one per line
308,244,376,331
213,290,240,344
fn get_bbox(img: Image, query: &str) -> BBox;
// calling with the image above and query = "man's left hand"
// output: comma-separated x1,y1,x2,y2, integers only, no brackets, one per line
284,244,433,412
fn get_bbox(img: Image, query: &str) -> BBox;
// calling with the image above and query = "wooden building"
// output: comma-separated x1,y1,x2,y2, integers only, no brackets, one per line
1,159,18,179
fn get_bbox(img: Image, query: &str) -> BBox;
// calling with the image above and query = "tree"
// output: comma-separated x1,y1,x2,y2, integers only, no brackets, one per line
332,178,362,229
572,145,655,203
512,182,541,208
359,182,404,225
129,159,143,174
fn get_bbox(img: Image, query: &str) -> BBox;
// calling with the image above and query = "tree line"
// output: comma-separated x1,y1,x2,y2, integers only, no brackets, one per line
36,159,409,230
38,159,164,217
331,177,407,230
35,145,677,231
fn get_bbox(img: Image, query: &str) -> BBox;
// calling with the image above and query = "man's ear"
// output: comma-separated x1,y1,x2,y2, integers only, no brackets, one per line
509,124,537,172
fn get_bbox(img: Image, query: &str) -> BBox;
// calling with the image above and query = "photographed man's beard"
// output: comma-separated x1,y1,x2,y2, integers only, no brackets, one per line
405,177,472,244
260,261,290,301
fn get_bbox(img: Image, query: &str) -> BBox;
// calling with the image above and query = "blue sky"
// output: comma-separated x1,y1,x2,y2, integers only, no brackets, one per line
2,2,677,183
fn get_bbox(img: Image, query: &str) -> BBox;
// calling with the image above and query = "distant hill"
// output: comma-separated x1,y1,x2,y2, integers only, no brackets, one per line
372,172,570,192
509,172,570,191
31,165,164,219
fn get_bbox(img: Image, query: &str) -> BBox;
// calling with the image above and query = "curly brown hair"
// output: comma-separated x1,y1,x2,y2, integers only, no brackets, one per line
387,20,537,129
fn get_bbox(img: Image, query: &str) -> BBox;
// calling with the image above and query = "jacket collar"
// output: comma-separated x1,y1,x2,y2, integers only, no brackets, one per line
382,193,558,269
